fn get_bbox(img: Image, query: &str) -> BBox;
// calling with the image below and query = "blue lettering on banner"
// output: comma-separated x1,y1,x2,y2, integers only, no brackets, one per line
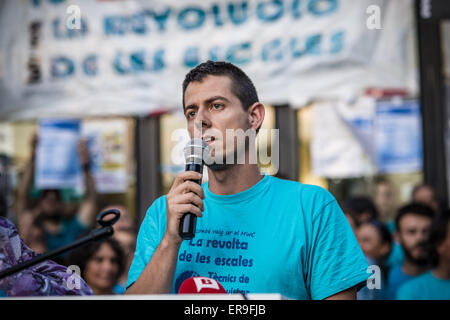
228,1,249,25
52,17,88,39
211,4,224,27
177,6,206,30
104,15,147,36
51,56,74,78
257,0,284,23
82,54,97,76
148,8,171,32
226,42,252,65
262,38,283,61
292,0,301,19
183,47,200,69
113,50,165,74
329,31,344,54
308,0,339,16
99,0,340,37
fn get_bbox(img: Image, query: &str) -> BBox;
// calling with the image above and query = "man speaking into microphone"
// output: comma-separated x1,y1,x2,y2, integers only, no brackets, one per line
125,61,369,299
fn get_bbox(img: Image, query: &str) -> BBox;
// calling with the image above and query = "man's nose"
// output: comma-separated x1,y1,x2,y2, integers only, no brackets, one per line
193,109,211,137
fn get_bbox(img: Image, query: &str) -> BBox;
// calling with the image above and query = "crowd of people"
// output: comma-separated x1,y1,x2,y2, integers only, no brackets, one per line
0,135,137,296
0,135,449,299
344,179,450,300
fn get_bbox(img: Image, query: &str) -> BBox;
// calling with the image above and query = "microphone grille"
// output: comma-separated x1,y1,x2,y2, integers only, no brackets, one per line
184,138,208,165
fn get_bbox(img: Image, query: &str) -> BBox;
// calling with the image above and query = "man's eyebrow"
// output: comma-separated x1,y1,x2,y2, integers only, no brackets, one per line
184,104,197,111
184,96,230,111
205,96,231,104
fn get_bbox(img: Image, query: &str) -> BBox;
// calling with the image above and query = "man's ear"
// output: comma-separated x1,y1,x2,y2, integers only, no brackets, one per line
247,102,265,131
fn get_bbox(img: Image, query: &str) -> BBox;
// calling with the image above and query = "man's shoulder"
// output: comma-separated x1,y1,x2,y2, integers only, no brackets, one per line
145,195,167,214
396,271,431,298
269,176,335,204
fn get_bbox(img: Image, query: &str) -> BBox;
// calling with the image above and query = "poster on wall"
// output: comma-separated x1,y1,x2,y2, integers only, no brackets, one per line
375,99,422,173
35,118,81,189
311,101,376,178
79,119,128,194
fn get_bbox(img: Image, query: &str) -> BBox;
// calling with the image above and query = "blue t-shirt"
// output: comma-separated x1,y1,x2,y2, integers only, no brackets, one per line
127,175,369,299
45,216,89,252
384,242,404,270
386,265,415,300
396,271,450,300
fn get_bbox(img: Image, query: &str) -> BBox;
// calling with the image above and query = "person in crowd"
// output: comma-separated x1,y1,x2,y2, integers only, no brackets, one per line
66,235,125,295
396,210,450,299
344,196,378,226
346,194,404,270
385,203,435,299
15,135,98,262
411,183,439,213
125,60,369,299
0,216,92,297
356,220,392,299
99,204,137,293
373,178,396,232
113,227,137,294
101,204,135,233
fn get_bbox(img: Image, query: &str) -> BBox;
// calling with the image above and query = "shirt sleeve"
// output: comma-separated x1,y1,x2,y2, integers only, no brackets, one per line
125,196,166,289
307,199,369,300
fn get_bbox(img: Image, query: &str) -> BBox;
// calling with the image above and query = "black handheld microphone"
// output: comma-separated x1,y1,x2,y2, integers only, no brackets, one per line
179,138,208,240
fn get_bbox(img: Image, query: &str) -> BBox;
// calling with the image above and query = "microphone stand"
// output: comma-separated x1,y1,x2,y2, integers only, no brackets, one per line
0,209,120,280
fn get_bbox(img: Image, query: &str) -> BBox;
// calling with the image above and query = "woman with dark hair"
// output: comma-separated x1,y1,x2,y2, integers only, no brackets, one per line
356,220,393,299
66,234,125,295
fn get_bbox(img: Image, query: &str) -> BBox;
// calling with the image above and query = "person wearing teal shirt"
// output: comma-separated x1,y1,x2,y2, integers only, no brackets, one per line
385,203,435,299
396,271,450,300
125,61,369,299
396,211,450,300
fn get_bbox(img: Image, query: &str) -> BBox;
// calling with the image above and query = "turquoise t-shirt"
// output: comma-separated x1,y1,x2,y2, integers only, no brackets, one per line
385,265,415,299
384,242,404,270
396,271,450,300
45,216,89,252
126,175,369,299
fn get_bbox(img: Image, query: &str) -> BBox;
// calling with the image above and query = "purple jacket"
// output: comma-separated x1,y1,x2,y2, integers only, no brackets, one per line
0,217,93,296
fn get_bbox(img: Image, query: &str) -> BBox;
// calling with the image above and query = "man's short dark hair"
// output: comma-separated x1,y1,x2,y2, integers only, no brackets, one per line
344,196,378,222
395,202,435,231
40,189,62,202
182,60,259,111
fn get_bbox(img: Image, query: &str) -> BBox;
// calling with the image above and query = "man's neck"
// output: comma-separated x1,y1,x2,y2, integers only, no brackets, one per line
432,260,450,280
402,258,429,276
207,163,263,195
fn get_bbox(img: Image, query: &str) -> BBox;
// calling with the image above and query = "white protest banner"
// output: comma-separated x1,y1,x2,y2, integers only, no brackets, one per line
0,0,417,120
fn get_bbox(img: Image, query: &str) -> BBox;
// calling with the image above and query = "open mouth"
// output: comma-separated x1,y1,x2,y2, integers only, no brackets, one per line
203,136,216,144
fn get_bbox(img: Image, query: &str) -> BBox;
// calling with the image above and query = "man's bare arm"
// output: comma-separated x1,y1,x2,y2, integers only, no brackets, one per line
15,135,37,218
324,286,357,300
125,237,181,294
124,171,205,294
77,140,98,227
